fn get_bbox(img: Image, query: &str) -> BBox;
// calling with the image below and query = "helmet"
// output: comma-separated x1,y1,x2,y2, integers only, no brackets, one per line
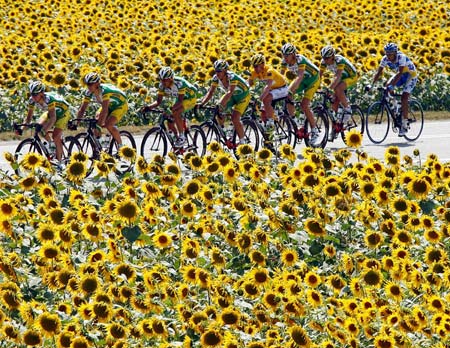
281,43,297,55
84,72,100,84
158,66,174,80
384,42,398,54
321,45,335,58
251,54,265,66
29,80,45,95
213,59,229,72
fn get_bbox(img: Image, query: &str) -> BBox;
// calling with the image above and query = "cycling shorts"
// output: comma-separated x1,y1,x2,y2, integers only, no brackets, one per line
39,110,71,130
182,98,197,113
270,85,289,100
341,75,358,89
389,74,418,94
292,75,320,101
97,103,129,122
225,93,251,116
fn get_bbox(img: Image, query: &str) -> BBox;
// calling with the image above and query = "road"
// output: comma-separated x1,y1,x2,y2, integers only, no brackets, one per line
1,120,449,174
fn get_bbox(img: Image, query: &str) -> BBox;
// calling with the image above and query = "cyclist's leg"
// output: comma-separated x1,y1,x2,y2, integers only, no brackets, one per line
106,103,128,145
400,75,417,121
53,111,70,161
172,102,187,136
38,112,54,143
262,93,274,122
231,94,250,142
302,78,320,129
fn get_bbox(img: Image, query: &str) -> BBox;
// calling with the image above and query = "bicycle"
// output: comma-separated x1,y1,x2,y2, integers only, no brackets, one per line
13,122,82,175
241,97,294,154
68,118,137,176
198,105,260,157
313,90,365,146
140,109,206,160
280,98,329,149
365,87,424,144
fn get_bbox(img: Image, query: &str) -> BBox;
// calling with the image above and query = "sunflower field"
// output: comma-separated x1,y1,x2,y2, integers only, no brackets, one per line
0,0,449,130
1,141,450,348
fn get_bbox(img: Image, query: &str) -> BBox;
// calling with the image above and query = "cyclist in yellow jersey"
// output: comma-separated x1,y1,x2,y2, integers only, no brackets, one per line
248,53,289,130
21,80,71,164
199,59,250,144
77,72,127,147
319,45,358,125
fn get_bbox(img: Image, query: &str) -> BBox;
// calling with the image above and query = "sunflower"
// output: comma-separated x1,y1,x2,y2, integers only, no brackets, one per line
66,160,87,182
116,199,139,222
304,218,326,237
201,329,223,347
281,249,298,267
304,270,322,288
362,268,382,288
38,312,61,336
22,329,42,346
220,308,241,326
407,176,431,199
345,129,363,148
290,325,311,348
21,152,43,171
384,281,403,301
152,231,173,248
19,175,38,190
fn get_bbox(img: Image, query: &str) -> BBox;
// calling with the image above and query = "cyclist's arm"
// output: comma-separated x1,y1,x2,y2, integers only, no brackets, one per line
330,69,343,90
24,106,34,125
289,69,305,93
147,94,164,109
372,66,384,85
219,84,236,109
43,106,57,133
199,85,217,106
77,100,90,118
98,99,110,126
260,79,273,101
173,92,185,109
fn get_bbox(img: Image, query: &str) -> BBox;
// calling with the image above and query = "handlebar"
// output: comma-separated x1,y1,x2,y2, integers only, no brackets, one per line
13,122,43,135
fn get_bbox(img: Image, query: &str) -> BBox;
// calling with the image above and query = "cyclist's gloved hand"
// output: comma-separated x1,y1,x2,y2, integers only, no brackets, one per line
14,128,23,136
386,85,394,91
364,85,372,92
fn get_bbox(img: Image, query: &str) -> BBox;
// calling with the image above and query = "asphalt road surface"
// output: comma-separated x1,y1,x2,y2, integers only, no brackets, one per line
1,120,449,175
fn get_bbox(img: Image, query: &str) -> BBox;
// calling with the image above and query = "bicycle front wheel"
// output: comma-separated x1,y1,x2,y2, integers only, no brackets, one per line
200,121,221,146
304,110,329,149
341,104,365,143
108,130,137,174
403,100,424,141
141,127,168,160
70,132,98,176
14,138,42,175
366,101,390,144
62,136,82,166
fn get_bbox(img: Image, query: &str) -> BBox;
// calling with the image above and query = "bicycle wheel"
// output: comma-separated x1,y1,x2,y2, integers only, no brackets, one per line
231,118,260,157
14,138,41,175
184,125,207,156
340,104,365,143
304,110,329,148
108,130,137,174
366,101,390,144
141,127,168,160
61,136,82,166
273,116,293,147
403,100,424,141
71,132,98,176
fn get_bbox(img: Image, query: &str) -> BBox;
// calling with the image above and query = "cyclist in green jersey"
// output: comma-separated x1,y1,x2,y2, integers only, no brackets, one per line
199,59,250,144
319,45,358,125
142,67,198,147
77,72,128,147
21,80,71,164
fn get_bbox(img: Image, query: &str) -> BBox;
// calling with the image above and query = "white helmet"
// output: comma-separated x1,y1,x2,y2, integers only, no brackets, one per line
158,67,174,80
321,45,336,59
29,80,45,94
84,72,101,84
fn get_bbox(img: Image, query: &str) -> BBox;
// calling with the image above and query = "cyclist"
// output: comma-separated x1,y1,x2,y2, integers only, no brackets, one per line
280,43,320,144
247,53,289,132
319,45,358,126
77,72,127,147
369,43,418,136
142,67,198,147
199,59,250,145
21,80,70,165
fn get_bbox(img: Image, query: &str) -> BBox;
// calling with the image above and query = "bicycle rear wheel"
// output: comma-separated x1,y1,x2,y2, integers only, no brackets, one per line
403,100,424,141
62,136,82,166
366,101,390,144
141,127,168,160
14,138,42,175
340,104,365,143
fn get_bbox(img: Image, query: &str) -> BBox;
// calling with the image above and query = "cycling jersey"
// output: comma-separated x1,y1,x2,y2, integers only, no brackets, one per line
157,76,198,100
282,54,320,80
28,92,70,120
249,65,287,89
211,71,250,100
379,51,417,78
320,54,357,79
82,83,127,112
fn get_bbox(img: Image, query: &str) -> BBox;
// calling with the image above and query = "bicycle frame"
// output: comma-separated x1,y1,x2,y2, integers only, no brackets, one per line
200,106,241,150
14,123,55,159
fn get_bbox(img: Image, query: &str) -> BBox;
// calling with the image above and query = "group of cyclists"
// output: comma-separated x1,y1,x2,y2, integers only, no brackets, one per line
19,41,418,166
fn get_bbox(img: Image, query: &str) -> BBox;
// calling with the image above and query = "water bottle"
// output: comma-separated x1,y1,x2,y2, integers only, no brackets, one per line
225,124,234,139
42,140,50,153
